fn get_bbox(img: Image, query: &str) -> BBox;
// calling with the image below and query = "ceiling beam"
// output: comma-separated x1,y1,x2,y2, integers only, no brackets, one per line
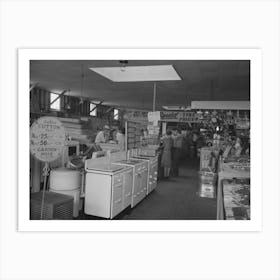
30,83,38,92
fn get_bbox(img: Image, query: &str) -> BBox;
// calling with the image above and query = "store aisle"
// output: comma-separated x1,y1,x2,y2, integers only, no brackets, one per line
119,159,217,220
79,158,217,220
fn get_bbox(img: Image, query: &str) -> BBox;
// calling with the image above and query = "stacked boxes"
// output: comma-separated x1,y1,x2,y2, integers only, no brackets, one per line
222,179,250,220
147,135,160,146
198,147,218,198
30,191,74,220
127,122,142,149
135,127,142,148
147,124,160,136
198,168,217,198
200,148,212,170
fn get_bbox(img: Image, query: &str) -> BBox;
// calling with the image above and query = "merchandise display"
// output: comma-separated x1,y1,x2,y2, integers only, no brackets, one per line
198,168,217,198
126,121,142,149
222,179,250,220
217,155,250,219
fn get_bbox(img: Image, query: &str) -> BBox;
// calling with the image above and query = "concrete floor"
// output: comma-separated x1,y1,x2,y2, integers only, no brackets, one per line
80,158,217,220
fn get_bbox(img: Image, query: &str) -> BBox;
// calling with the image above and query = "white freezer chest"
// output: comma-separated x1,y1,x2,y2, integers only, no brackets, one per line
85,167,133,219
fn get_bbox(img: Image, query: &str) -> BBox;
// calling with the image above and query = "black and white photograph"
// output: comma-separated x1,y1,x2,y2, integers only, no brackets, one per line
1,1,280,280
28,57,251,221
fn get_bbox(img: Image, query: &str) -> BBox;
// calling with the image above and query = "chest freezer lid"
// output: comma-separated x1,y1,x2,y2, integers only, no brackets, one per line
87,164,125,172
133,155,155,159
116,159,143,165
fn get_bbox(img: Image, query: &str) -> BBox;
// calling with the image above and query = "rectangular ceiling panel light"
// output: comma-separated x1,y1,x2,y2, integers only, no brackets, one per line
89,65,181,82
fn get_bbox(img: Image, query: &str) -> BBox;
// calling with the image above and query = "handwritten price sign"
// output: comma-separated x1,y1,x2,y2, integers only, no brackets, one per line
30,117,66,162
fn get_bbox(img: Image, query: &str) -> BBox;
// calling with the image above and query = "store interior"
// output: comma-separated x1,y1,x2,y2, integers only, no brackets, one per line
29,60,250,220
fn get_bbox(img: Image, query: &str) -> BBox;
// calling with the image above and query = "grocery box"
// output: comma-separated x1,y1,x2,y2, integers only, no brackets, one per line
198,183,216,198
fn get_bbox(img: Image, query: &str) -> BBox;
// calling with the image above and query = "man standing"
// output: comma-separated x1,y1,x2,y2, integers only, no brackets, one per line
95,125,110,144
116,127,126,151
172,128,183,177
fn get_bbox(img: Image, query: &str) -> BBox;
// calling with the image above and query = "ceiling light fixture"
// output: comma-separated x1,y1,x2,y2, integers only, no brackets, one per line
119,60,128,72
90,65,181,82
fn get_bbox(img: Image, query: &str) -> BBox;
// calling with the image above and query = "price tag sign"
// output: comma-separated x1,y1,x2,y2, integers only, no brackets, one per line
30,117,66,162
148,111,161,122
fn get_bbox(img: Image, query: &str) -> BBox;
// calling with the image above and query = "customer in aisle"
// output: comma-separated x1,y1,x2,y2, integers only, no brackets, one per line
95,125,110,144
116,127,126,151
172,128,184,177
190,130,199,159
160,130,173,179
180,127,189,159
184,129,193,158
196,132,206,158
140,128,148,146
234,137,243,156
111,128,117,142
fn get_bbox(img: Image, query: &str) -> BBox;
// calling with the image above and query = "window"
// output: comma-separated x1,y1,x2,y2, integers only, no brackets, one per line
50,93,60,110
114,109,119,120
90,103,97,117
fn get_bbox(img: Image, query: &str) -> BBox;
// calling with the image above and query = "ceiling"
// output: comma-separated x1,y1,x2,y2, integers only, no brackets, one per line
30,60,250,111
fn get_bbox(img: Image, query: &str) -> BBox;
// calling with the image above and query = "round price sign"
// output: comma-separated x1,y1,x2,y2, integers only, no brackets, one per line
30,117,66,162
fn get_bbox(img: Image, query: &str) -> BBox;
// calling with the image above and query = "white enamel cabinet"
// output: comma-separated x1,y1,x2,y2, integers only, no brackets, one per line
113,160,148,208
85,167,133,219
123,168,133,209
148,158,158,194
131,163,148,207
131,155,158,194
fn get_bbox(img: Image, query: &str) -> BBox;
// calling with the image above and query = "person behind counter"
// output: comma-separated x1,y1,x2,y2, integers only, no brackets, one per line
116,127,126,151
95,125,110,144
160,130,173,179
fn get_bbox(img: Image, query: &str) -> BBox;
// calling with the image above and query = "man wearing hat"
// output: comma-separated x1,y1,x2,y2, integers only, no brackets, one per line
95,125,110,144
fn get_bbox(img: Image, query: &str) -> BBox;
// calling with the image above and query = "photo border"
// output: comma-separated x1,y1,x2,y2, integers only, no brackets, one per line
18,48,262,232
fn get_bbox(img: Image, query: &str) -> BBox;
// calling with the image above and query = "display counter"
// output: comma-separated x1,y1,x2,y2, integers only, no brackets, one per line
216,156,250,219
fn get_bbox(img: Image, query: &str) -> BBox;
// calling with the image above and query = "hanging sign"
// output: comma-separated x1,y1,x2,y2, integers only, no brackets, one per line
30,117,66,162
123,110,148,123
160,111,199,123
148,111,161,122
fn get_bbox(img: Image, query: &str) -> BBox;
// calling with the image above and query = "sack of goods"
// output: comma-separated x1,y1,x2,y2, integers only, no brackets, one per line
198,169,217,198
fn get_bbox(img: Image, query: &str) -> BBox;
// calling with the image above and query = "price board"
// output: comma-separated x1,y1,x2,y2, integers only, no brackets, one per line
160,111,199,123
123,110,148,123
30,117,66,162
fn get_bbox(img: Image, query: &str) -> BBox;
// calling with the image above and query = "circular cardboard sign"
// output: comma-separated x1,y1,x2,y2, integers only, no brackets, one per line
30,117,66,162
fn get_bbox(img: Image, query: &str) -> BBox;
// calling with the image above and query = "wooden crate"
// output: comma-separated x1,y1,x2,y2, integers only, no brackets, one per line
30,191,73,220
